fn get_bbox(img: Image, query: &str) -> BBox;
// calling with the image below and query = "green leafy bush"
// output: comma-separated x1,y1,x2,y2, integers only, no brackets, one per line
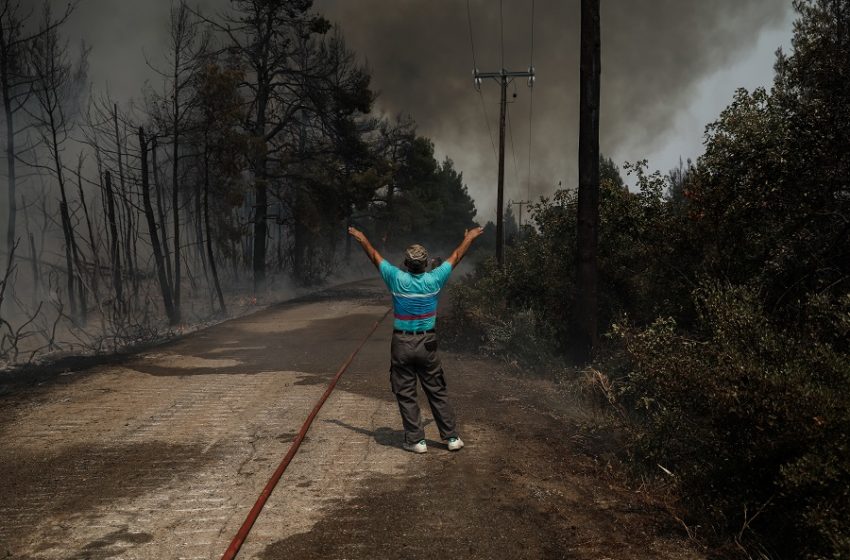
606,284,850,558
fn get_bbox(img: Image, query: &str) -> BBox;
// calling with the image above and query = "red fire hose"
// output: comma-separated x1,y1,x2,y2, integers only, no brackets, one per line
220,308,392,560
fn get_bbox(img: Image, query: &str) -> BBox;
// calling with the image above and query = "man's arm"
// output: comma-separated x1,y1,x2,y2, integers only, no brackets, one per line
446,226,485,267
348,226,384,268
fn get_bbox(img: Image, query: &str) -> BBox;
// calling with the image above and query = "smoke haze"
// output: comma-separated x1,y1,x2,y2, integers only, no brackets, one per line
57,0,791,220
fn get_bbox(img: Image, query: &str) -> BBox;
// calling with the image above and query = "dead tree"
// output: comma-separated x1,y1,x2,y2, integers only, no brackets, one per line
104,170,123,310
74,153,100,300
146,1,209,322
81,96,127,313
151,136,173,292
27,7,89,324
0,0,74,264
202,145,226,314
112,103,137,297
574,0,601,363
139,126,178,324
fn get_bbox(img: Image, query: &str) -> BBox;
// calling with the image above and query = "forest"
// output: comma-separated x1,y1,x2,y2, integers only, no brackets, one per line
0,0,478,363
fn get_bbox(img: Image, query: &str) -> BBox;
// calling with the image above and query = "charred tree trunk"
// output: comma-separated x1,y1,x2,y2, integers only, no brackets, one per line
293,190,309,285
202,146,226,315
28,232,38,308
69,213,87,326
58,202,77,320
2,74,16,265
75,157,99,301
45,107,80,323
104,171,124,310
151,136,173,292
139,127,178,325
573,0,601,363
251,81,269,292
252,174,268,291
193,178,208,281
172,103,182,322
113,105,136,299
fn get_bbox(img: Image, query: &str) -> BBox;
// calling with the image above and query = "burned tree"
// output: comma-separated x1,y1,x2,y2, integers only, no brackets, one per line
0,0,74,264
139,126,178,324
148,0,209,322
27,5,89,324
150,136,173,294
103,170,123,310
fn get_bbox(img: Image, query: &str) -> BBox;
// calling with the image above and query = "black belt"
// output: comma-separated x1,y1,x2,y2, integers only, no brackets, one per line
393,329,436,335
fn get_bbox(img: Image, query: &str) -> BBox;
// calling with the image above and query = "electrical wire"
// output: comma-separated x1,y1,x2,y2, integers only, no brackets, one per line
527,0,536,200
479,91,499,160
530,0,535,66
466,0,478,70
499,0,505,68
467,0,498,161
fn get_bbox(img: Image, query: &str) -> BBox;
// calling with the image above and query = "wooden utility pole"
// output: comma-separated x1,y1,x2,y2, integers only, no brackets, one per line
473,68,535,267
509,199,531,227
574,0,601,363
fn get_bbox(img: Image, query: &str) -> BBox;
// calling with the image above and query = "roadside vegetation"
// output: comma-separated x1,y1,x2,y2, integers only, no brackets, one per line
443,2,850,557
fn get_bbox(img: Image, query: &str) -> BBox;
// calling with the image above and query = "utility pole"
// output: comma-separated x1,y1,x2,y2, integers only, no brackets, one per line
473,67,535,267
508,199,531,227
574,0,601,363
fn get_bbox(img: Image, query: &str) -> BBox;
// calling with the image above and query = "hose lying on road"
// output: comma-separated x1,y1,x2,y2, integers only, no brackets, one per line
221,308,392,560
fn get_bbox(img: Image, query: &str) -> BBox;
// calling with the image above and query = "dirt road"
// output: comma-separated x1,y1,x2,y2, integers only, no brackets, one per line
0,280,700,559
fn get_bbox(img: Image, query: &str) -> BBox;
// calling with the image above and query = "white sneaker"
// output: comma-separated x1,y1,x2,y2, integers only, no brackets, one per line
403,439,427,454
447,436,464,451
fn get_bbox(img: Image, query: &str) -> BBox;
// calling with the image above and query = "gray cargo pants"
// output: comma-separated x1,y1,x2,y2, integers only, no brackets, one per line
390,331,458,444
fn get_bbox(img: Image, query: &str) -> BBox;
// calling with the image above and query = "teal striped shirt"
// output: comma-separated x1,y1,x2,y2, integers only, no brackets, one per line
379,260,453,331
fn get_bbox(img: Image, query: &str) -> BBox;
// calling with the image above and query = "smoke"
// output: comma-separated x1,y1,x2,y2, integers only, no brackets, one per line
54,0,791,222
316,0,791,218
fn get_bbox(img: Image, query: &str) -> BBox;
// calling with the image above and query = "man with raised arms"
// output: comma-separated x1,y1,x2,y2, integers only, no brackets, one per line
348,226,485,453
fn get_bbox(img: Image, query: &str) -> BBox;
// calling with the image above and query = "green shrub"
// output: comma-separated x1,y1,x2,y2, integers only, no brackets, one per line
605,284,850,558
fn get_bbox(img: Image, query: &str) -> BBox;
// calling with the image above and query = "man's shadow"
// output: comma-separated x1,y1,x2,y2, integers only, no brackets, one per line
325,418,440,448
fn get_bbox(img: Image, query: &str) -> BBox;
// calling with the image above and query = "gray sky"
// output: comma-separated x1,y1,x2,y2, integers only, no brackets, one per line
62,0,795,220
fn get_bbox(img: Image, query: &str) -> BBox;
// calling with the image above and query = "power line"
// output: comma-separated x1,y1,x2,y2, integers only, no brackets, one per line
466,0,498,160
530,0,536,65
466,0,478,70
527,0,536,200
478,91,498,159
500,0,505,68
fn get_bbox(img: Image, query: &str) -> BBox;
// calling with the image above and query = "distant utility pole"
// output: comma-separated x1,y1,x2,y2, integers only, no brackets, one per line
508,199,531,227
473,67,535,267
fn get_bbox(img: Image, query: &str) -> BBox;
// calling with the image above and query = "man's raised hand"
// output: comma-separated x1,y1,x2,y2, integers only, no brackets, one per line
348,226,383,267
448,226,485,267
348,226,367,243
464,226,485,241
